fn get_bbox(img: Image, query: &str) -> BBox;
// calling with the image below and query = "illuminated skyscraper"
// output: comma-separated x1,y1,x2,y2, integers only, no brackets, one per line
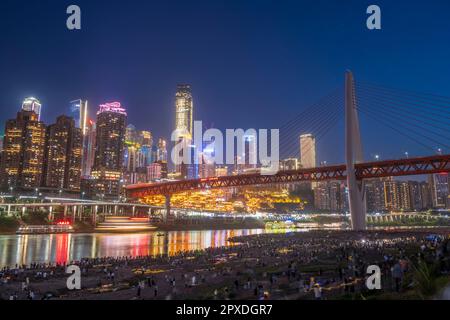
175,85,193,138
21,97,42,121
174,85,194,176
90,102,127,198
123,125,153,184
157,138,168,162
139,130,153,167
125,124,138,144
0,110,46,190
69,99,88,135
81,119,96,177
300,134,316,169
44,115,82,191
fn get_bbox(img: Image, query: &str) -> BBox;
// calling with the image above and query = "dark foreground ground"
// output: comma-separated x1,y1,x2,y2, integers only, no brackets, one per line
1,228,450,300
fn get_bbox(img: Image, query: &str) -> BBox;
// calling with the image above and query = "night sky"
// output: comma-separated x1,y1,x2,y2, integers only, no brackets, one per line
1,0,450,165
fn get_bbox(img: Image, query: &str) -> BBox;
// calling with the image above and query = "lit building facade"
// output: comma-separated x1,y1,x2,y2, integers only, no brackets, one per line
299,134,316,169
429,173,449,208
0,110,46,190
90,102,127,198
147,162,162,181
174,84,193,176
280,158,298,171
157,138,168,162
44,115,82,191
21,97,42,121
314,181,347,212
69,99,88,134
81,119,96,177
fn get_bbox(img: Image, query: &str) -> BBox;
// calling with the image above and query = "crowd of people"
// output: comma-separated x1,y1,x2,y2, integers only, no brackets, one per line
1,229,449,300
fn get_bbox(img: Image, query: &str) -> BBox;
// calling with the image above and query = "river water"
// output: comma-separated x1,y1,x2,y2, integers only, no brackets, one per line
0,229,296,267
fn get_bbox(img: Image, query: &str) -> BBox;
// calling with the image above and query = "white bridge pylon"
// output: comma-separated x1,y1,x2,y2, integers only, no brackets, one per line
345,71,367,230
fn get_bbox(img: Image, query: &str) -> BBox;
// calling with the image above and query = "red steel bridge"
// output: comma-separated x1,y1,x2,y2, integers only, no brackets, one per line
126,154,450,198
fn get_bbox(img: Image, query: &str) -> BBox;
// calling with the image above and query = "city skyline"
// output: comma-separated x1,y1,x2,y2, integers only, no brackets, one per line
2,1,450,165
0,1,450,304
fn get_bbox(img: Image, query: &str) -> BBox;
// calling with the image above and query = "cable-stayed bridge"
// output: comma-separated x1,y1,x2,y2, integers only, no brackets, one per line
126,71,450,230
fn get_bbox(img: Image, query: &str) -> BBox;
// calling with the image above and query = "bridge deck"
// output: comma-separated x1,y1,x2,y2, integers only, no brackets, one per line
126,154,450,198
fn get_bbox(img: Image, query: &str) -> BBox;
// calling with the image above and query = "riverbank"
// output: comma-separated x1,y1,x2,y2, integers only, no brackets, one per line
1,228,449,300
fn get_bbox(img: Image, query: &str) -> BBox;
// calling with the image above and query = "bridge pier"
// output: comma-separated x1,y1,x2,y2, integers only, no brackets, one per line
164,194,171,222
93,205,98,224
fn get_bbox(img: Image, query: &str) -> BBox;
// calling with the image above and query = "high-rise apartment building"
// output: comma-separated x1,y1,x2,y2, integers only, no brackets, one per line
314,181,347,212
429,173,449,208
44,115,82,191
90,102,127,198
365,178,387,213
299,134,316,169
0,110,46,190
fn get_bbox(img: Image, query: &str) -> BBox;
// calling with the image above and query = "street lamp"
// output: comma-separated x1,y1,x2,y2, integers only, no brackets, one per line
404,151,409,159
375,154,380,161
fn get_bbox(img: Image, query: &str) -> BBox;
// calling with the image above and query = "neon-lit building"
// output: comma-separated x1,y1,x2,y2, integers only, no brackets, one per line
21,97,42,121
89,102,127,198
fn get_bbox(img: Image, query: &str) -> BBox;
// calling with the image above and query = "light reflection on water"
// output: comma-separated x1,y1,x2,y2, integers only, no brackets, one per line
0,225,434,267
0,229,290,267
